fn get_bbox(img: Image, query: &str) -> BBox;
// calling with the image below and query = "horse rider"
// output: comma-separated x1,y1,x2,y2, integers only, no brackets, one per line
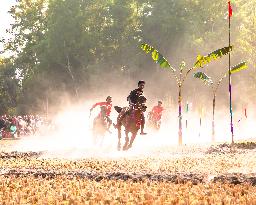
114,80,147,135
149,101,164,128
90,96,113,129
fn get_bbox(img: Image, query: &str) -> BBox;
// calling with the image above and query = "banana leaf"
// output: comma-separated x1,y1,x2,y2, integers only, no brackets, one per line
230,62,247,74
193,71,213,85
194,46,233,68
141,43,175,70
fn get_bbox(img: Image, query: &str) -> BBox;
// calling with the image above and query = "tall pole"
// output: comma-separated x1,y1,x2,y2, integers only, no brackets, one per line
178,84,182,145
228,1,234,144
178,62,185,145
212,94,216,142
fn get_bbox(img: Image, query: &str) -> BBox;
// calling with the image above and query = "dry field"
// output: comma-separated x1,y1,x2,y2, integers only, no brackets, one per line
0,140,256,205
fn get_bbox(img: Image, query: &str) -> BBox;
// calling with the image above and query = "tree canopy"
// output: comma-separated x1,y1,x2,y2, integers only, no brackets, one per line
0,0,255,114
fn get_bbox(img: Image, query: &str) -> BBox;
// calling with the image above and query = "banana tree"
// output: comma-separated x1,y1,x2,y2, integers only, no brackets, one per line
194,62,247,142
141,43,232,145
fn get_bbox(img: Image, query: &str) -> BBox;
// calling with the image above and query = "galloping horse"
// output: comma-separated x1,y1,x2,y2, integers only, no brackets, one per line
92,106,109,145
114,96,147,151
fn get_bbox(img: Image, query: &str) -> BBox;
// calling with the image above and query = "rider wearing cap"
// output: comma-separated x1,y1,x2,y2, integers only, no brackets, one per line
90,96,113,129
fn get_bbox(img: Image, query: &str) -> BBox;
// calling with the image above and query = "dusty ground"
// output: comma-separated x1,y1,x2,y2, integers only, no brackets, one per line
0,140,255,204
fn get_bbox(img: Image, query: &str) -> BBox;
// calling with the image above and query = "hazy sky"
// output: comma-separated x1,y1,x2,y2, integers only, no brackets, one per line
0,0,16,54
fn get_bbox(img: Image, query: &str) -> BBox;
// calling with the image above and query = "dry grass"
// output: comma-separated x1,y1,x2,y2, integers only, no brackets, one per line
0,140,255,204
0,177,256,205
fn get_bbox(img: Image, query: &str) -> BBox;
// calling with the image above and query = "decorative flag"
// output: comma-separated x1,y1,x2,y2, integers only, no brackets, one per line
185,102,190,129
228,1,233,17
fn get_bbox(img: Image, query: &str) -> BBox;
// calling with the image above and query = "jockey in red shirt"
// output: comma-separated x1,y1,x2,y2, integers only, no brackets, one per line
90,96,113,129
151,101,164,120
149,101,164,129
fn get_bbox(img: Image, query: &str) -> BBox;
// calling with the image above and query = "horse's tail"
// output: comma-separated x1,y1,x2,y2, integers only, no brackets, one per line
114,106,122,113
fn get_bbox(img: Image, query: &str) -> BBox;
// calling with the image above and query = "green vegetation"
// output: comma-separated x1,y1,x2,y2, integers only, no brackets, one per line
0,0,255,114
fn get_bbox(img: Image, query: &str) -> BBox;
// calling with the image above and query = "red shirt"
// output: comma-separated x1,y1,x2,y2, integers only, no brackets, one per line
151,106,164,121
91,102,112,116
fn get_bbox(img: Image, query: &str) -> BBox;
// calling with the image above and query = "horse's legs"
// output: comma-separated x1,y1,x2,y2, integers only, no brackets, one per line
127,132,137,150
123,131,129,151
117,128,121,151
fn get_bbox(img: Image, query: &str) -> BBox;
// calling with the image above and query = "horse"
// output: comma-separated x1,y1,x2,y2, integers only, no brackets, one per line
114,96,147,151
147,111,161,130
92,106,109,145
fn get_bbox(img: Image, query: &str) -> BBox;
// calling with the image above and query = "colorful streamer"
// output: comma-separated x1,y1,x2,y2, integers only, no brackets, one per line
186,102,189,113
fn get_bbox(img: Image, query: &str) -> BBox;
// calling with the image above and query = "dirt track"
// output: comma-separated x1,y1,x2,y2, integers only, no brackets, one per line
0,142,255,185
0,141,256,204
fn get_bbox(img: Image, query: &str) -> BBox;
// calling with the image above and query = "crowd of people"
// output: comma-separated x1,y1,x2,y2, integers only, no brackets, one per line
0,115,51,139
1,80,165,140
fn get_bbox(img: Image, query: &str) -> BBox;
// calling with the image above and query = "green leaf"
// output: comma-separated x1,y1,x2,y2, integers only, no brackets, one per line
230,62,248,74
193,71,213,85
141,43,175,71
194,46,233,68
141,43,154,54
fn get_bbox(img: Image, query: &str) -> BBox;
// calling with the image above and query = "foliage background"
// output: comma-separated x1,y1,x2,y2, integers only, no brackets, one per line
0,0,255,115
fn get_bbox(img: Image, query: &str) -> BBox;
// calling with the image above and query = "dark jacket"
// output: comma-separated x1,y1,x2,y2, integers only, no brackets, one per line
127,88,143,105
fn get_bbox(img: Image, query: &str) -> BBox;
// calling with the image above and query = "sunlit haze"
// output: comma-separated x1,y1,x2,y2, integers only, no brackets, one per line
0,1,256,204
0,0,16,56
6,100,255,158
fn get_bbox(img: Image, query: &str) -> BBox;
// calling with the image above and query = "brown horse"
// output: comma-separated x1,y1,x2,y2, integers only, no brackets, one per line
114,96,147,151
92,106,109,145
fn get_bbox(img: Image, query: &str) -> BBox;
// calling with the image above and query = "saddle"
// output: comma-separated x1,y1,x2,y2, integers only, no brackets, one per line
115,106,143,129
